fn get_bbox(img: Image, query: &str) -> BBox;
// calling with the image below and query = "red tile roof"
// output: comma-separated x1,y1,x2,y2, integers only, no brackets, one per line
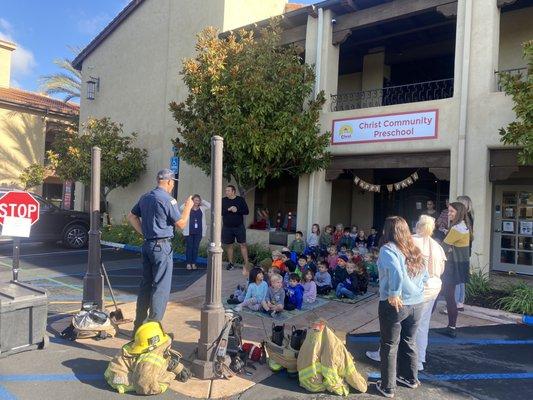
284,3,306,13
0,87,79,117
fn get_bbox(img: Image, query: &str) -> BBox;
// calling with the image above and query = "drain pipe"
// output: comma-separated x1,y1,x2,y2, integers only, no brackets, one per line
307,7,324,235
456,0,472,196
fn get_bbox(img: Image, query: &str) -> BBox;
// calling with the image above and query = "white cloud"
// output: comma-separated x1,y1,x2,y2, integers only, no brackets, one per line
0,18,36,83
77,13,111,36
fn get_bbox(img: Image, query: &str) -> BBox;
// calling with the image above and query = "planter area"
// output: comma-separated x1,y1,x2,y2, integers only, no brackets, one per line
101,223,272,265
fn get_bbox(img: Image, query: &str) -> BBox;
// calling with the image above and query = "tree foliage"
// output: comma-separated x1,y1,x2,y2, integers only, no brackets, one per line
48,117,148,203
39,47,81,103
19,163,53,190
169,22,330,192
498,40,533,165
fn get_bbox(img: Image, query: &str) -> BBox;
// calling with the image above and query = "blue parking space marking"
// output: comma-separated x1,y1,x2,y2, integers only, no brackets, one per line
347,336,533,346
0,373,102,382
367,372,533,381
0,385,17,400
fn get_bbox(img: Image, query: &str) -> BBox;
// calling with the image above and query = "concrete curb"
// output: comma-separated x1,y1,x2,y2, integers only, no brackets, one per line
100,240,208,265
462,304,522,325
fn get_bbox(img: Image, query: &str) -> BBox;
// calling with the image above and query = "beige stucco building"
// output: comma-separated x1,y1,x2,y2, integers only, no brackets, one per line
0,39,79,205
74,0,532,275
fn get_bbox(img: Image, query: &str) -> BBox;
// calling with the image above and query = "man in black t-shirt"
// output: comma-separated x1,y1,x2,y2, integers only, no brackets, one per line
222,185,249,275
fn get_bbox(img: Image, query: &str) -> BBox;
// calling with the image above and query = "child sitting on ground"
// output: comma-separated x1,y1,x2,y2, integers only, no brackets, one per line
364,249,379,283
266,266,281,285
366,227,379,249
261,273,285,318
271,250,286,274
235,267,268,312
336,262,358,300
283,256,301,288
302,269,317,304
315,261,333,295
354,262,369,294
338,227,354,250
297,255,307,274
327,246,339,271
319,225,333,256
332,223,344,247
354,230,367,248
332,254,349,289
285,273,304,311
289,231,306,256
305,253,317,274
306,223,320,256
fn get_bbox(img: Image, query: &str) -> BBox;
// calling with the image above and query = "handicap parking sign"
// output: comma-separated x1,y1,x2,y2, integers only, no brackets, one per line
170,156,180,173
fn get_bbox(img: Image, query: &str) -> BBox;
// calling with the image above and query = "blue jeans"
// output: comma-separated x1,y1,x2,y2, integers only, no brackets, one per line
134,240,173,331
455,283,465,304
185,233,202,264
336,283,355,299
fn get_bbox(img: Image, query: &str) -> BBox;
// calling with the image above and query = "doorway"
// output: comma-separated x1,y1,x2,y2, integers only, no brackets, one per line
492,185,533,275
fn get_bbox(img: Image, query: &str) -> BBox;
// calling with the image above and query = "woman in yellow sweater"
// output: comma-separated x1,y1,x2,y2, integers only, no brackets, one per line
441,202,472,338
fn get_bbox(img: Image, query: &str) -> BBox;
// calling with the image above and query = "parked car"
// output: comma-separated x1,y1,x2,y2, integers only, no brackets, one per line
0,189,90,249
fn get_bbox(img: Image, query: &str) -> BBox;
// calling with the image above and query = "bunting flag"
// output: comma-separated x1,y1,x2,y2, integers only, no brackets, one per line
353,171,421,193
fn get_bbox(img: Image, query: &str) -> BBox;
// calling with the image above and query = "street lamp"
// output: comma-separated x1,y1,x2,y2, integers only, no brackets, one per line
191,135,225,379
86,77,100,100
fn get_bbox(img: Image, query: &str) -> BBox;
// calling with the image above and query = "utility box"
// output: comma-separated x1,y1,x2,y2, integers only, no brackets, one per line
0,281,48,358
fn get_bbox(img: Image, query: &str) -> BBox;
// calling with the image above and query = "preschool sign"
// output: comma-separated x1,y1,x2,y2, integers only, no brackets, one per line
332,109,438,145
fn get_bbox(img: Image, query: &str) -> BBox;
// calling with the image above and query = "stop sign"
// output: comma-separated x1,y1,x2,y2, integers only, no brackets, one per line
0,191,40,225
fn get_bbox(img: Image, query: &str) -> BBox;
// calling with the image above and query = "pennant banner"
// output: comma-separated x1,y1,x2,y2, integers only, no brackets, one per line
353,171,420,193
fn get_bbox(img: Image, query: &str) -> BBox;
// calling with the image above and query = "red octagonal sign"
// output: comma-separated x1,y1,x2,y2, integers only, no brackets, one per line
0,191,40,226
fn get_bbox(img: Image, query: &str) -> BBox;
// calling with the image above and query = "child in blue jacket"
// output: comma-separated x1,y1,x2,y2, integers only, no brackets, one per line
285,273,304,311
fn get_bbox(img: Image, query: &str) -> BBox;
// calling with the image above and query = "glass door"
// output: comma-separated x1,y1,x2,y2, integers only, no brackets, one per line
492,186,533,275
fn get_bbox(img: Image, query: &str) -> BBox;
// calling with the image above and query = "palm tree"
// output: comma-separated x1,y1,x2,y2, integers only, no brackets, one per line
39,48,81,103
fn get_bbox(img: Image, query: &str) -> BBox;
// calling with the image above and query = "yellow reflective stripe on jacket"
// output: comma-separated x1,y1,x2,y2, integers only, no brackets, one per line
136,353,166,368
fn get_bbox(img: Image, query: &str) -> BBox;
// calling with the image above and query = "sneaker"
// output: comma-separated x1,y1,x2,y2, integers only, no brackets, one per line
457,307,465,312
366,350,381,362
445,326,457,338
226,263,234,271
376,381,394,398
397,376,420,389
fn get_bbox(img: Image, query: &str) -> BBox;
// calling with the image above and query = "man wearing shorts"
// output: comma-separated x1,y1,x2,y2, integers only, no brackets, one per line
222,185,249,274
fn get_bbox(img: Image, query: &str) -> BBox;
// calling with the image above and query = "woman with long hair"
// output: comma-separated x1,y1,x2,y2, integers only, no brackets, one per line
412,215,446,371
375,216,427,398
441,202,472,338
454,195,474,310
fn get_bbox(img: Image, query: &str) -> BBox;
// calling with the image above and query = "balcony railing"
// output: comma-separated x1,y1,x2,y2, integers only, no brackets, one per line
495,67,528,91
331,78,454,112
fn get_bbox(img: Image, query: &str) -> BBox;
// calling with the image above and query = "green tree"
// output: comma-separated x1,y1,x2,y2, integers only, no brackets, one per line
498,40,533,165
19,163,53,190
169,23,330,193
48,117,148,216
39,48,81,102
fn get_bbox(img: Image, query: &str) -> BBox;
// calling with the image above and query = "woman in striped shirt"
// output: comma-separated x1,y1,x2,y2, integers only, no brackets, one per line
440,202,473,338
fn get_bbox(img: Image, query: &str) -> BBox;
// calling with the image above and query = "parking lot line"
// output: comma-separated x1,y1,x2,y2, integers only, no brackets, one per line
45,277,83,292
347,336,533,346
0,385,17,400
0,248,115,260
367,371,533,381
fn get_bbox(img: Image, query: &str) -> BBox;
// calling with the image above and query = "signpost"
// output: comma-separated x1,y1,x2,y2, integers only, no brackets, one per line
0,191,40,281
170,153,180,200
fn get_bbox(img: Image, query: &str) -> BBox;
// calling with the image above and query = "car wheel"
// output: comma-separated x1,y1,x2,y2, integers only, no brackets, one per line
63,224,89,249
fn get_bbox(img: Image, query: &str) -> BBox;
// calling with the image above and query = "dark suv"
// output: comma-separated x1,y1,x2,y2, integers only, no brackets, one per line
0,189,90,249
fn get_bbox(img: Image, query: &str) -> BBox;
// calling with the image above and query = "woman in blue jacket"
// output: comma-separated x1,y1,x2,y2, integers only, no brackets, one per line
376,216,428,398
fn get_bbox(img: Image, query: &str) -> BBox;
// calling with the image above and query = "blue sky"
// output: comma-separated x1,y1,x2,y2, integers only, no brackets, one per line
1,0,316,100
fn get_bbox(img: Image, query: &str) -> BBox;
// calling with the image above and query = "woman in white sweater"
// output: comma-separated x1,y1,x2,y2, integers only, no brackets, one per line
412,215,446,371
180,195,210,270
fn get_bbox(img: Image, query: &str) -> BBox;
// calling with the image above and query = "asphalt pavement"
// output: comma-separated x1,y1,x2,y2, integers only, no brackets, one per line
0,242,206,316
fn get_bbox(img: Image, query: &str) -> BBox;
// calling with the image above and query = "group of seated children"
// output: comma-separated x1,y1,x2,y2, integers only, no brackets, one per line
234,250,318,317
304,223,379,259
